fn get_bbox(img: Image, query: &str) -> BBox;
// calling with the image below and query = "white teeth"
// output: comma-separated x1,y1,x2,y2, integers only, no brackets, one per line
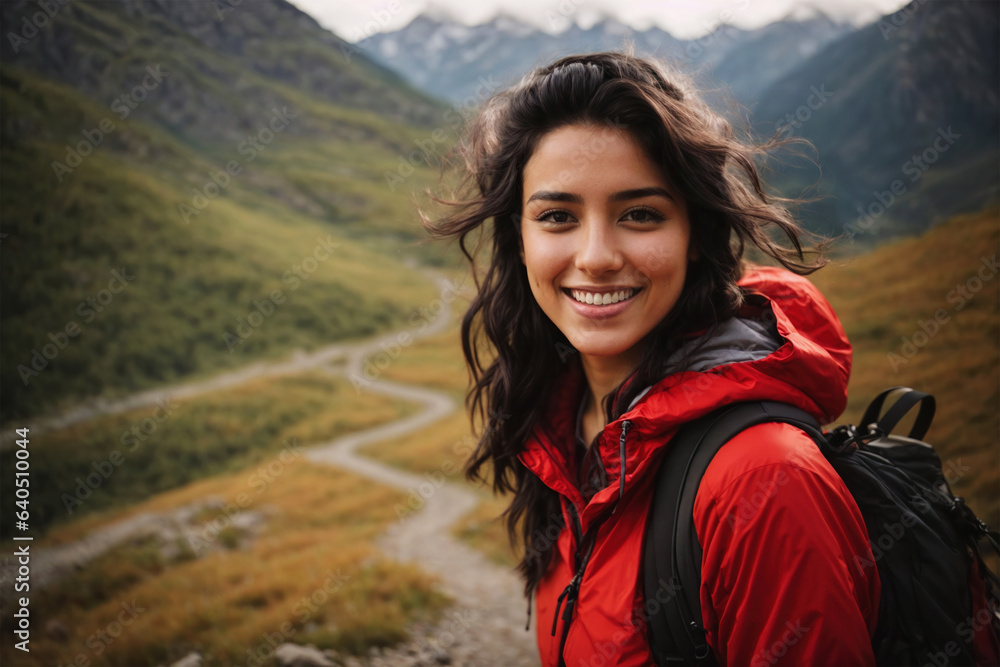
570,288,636,305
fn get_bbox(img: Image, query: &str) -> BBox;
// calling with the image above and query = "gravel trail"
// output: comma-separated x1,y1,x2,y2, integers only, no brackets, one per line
305,275,539,665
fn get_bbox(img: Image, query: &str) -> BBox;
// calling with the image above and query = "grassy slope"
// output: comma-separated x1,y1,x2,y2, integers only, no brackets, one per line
0,65,445,421
0,372,416,541
0,461,449,666
0,368,446,664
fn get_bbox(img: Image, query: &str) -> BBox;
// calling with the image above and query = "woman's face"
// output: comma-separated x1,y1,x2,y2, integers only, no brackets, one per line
520,123,694,372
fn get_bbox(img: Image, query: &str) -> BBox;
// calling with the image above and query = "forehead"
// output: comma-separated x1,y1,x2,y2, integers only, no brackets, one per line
522,124,668,196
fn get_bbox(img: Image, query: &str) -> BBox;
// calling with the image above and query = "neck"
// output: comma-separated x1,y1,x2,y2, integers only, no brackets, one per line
579,352,639,430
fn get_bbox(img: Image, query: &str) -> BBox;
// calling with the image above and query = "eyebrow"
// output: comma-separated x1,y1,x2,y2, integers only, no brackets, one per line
525,187,674,205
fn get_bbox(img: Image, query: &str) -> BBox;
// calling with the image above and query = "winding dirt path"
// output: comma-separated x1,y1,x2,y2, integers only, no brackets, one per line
0,340,357,450
5,272,540,665
306,285,540,664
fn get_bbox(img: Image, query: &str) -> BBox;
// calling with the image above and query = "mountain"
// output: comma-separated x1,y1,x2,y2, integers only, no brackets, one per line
361,3,997,240
361,11,850,106
705,14,853,105
0,0,452,421
751,0,1000,238
0,0,443,142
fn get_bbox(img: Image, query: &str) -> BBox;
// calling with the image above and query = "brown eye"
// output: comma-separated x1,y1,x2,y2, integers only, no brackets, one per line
538,210,573,224
622,207,665,224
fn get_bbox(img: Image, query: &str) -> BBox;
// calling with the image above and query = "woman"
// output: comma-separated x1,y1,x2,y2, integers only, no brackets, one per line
425,52,880,665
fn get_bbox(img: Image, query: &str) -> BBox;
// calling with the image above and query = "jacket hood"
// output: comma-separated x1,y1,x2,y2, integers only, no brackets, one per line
519,265,853,527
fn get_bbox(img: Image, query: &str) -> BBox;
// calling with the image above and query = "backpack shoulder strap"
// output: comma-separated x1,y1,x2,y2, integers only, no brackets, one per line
644,400,823,666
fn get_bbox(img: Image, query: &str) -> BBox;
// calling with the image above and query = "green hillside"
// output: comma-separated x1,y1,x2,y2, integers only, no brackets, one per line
0,0,455,421
1,66,444,420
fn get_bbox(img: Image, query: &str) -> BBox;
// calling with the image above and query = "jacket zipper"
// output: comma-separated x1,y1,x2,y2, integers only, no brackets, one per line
552,498,583,636
615,420,632,511
552,420,632,665
567,498,582,544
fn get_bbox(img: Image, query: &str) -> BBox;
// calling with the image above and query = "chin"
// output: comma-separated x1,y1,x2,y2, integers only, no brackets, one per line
568,334,640,361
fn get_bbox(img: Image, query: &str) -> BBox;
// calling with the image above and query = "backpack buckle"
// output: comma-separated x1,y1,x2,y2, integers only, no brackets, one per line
827,425,856,453
854,423,886,447
826,423,886,455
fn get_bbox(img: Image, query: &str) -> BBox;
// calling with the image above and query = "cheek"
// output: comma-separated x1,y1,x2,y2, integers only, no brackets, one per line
521,233,565,288
623,238,689,283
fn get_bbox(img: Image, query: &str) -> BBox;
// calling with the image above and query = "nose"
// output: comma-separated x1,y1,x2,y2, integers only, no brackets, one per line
575,218,624,276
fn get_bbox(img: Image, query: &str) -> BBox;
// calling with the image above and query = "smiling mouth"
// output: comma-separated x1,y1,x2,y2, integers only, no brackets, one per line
565,287,641,306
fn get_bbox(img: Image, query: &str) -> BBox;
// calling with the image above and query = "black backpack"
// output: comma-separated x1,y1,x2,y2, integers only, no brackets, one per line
643,387,1000,666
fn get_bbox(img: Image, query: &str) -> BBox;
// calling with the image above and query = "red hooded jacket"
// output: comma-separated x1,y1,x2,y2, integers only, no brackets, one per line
519,266,882,666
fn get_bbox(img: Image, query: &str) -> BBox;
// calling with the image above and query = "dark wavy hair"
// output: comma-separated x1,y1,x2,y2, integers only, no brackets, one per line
422,51,825,599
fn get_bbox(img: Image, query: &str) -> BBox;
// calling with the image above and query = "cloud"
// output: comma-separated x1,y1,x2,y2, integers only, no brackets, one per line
289,0,913,43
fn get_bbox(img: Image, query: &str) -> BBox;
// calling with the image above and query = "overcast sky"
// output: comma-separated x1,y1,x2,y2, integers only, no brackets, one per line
288,0,913,42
